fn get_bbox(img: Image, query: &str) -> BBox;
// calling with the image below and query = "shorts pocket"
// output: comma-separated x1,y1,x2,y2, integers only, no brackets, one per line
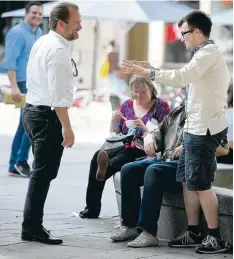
187,161,216,186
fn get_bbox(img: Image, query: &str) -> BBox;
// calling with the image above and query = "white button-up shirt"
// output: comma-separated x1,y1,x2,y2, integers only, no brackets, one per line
26,30,74,108
154,44,230,135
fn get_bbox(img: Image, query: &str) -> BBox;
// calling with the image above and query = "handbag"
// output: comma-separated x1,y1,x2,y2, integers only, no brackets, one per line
101,128,136,151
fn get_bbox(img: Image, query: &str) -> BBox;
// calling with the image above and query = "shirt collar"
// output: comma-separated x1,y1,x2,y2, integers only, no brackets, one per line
192,39,215,54
49,30,72,49
20,20,40,34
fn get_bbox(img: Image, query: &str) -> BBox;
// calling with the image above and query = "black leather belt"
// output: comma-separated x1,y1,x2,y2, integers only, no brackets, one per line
25,103,53,112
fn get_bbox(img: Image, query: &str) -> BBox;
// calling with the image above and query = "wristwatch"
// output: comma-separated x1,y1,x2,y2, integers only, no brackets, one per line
150,68,156,81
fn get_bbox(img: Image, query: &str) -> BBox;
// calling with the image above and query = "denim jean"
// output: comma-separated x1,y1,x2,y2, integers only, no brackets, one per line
120,158,182,236
8,81,31,171
22,104,64,231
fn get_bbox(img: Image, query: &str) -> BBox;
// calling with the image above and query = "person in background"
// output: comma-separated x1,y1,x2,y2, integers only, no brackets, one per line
79,76,170,219
2,1,43,177
227,82,233,109
109,67,129,111
106,40,120,109
107,40,119,76
217,82,233,164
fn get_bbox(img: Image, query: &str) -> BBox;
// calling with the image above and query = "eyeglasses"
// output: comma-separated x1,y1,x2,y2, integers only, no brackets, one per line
131,91,148,96
71,58,78,77
181,29,195,38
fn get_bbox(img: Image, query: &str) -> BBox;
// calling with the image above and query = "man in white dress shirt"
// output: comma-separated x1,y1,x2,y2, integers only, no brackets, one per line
21,2,82,245
121,11,230,254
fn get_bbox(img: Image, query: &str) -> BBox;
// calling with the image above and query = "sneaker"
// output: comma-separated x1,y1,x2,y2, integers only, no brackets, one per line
110,226,138,242
168,231,202,248
195,235,226,254
15,161,30,177
113,221,122,229
8,169,21,177
96,151,109,181
127,230,159,248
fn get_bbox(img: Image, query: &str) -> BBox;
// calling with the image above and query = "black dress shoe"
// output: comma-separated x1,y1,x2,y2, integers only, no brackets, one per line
21,227,63,245
79,208,99,219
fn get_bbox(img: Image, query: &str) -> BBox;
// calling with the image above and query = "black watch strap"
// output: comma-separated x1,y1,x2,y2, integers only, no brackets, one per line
150,68,156,81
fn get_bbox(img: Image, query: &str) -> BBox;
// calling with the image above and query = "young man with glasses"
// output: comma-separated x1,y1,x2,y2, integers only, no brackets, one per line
121,11,230,254
21,2,82,245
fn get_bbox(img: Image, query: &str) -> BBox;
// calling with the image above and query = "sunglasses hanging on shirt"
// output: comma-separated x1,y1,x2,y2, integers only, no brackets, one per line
71,58,78,77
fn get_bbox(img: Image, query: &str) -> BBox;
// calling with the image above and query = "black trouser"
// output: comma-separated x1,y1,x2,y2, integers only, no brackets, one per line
85,147,145,215
22,104,64,231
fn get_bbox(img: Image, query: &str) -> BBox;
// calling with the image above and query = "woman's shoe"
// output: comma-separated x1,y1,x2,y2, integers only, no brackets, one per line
96,151,109,181
79,208,99,219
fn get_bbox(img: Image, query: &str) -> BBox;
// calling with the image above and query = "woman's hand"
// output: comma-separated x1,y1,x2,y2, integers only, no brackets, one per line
110,110,126,134
132,117,147,132
111,110,125,122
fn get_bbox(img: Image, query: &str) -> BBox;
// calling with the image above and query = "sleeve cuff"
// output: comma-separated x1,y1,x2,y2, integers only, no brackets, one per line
2,64,17,70
52,98,71,108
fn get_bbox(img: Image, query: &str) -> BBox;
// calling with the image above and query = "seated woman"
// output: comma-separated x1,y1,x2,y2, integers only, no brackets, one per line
79,76,170,219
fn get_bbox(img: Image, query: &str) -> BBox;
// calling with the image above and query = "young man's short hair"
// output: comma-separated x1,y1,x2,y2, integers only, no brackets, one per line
178,11,212,37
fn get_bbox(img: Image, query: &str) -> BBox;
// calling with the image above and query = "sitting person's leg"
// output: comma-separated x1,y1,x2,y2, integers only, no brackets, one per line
96,147,129,181
127,160,181,248
97,147,145,181
80,149,121,218
110,157,158,241
80,147,142,218
80,150,103,218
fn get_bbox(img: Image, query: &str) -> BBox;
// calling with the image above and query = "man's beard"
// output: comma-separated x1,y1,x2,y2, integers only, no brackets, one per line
67,31,78,41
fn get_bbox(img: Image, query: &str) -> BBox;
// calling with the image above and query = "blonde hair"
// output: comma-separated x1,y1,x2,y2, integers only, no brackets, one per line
129,76,157,99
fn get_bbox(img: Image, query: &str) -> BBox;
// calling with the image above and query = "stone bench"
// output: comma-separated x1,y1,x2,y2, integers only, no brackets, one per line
214,163,233,189
113,163,233,244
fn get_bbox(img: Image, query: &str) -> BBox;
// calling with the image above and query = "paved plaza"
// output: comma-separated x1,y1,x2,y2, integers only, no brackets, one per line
0,103,232,258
